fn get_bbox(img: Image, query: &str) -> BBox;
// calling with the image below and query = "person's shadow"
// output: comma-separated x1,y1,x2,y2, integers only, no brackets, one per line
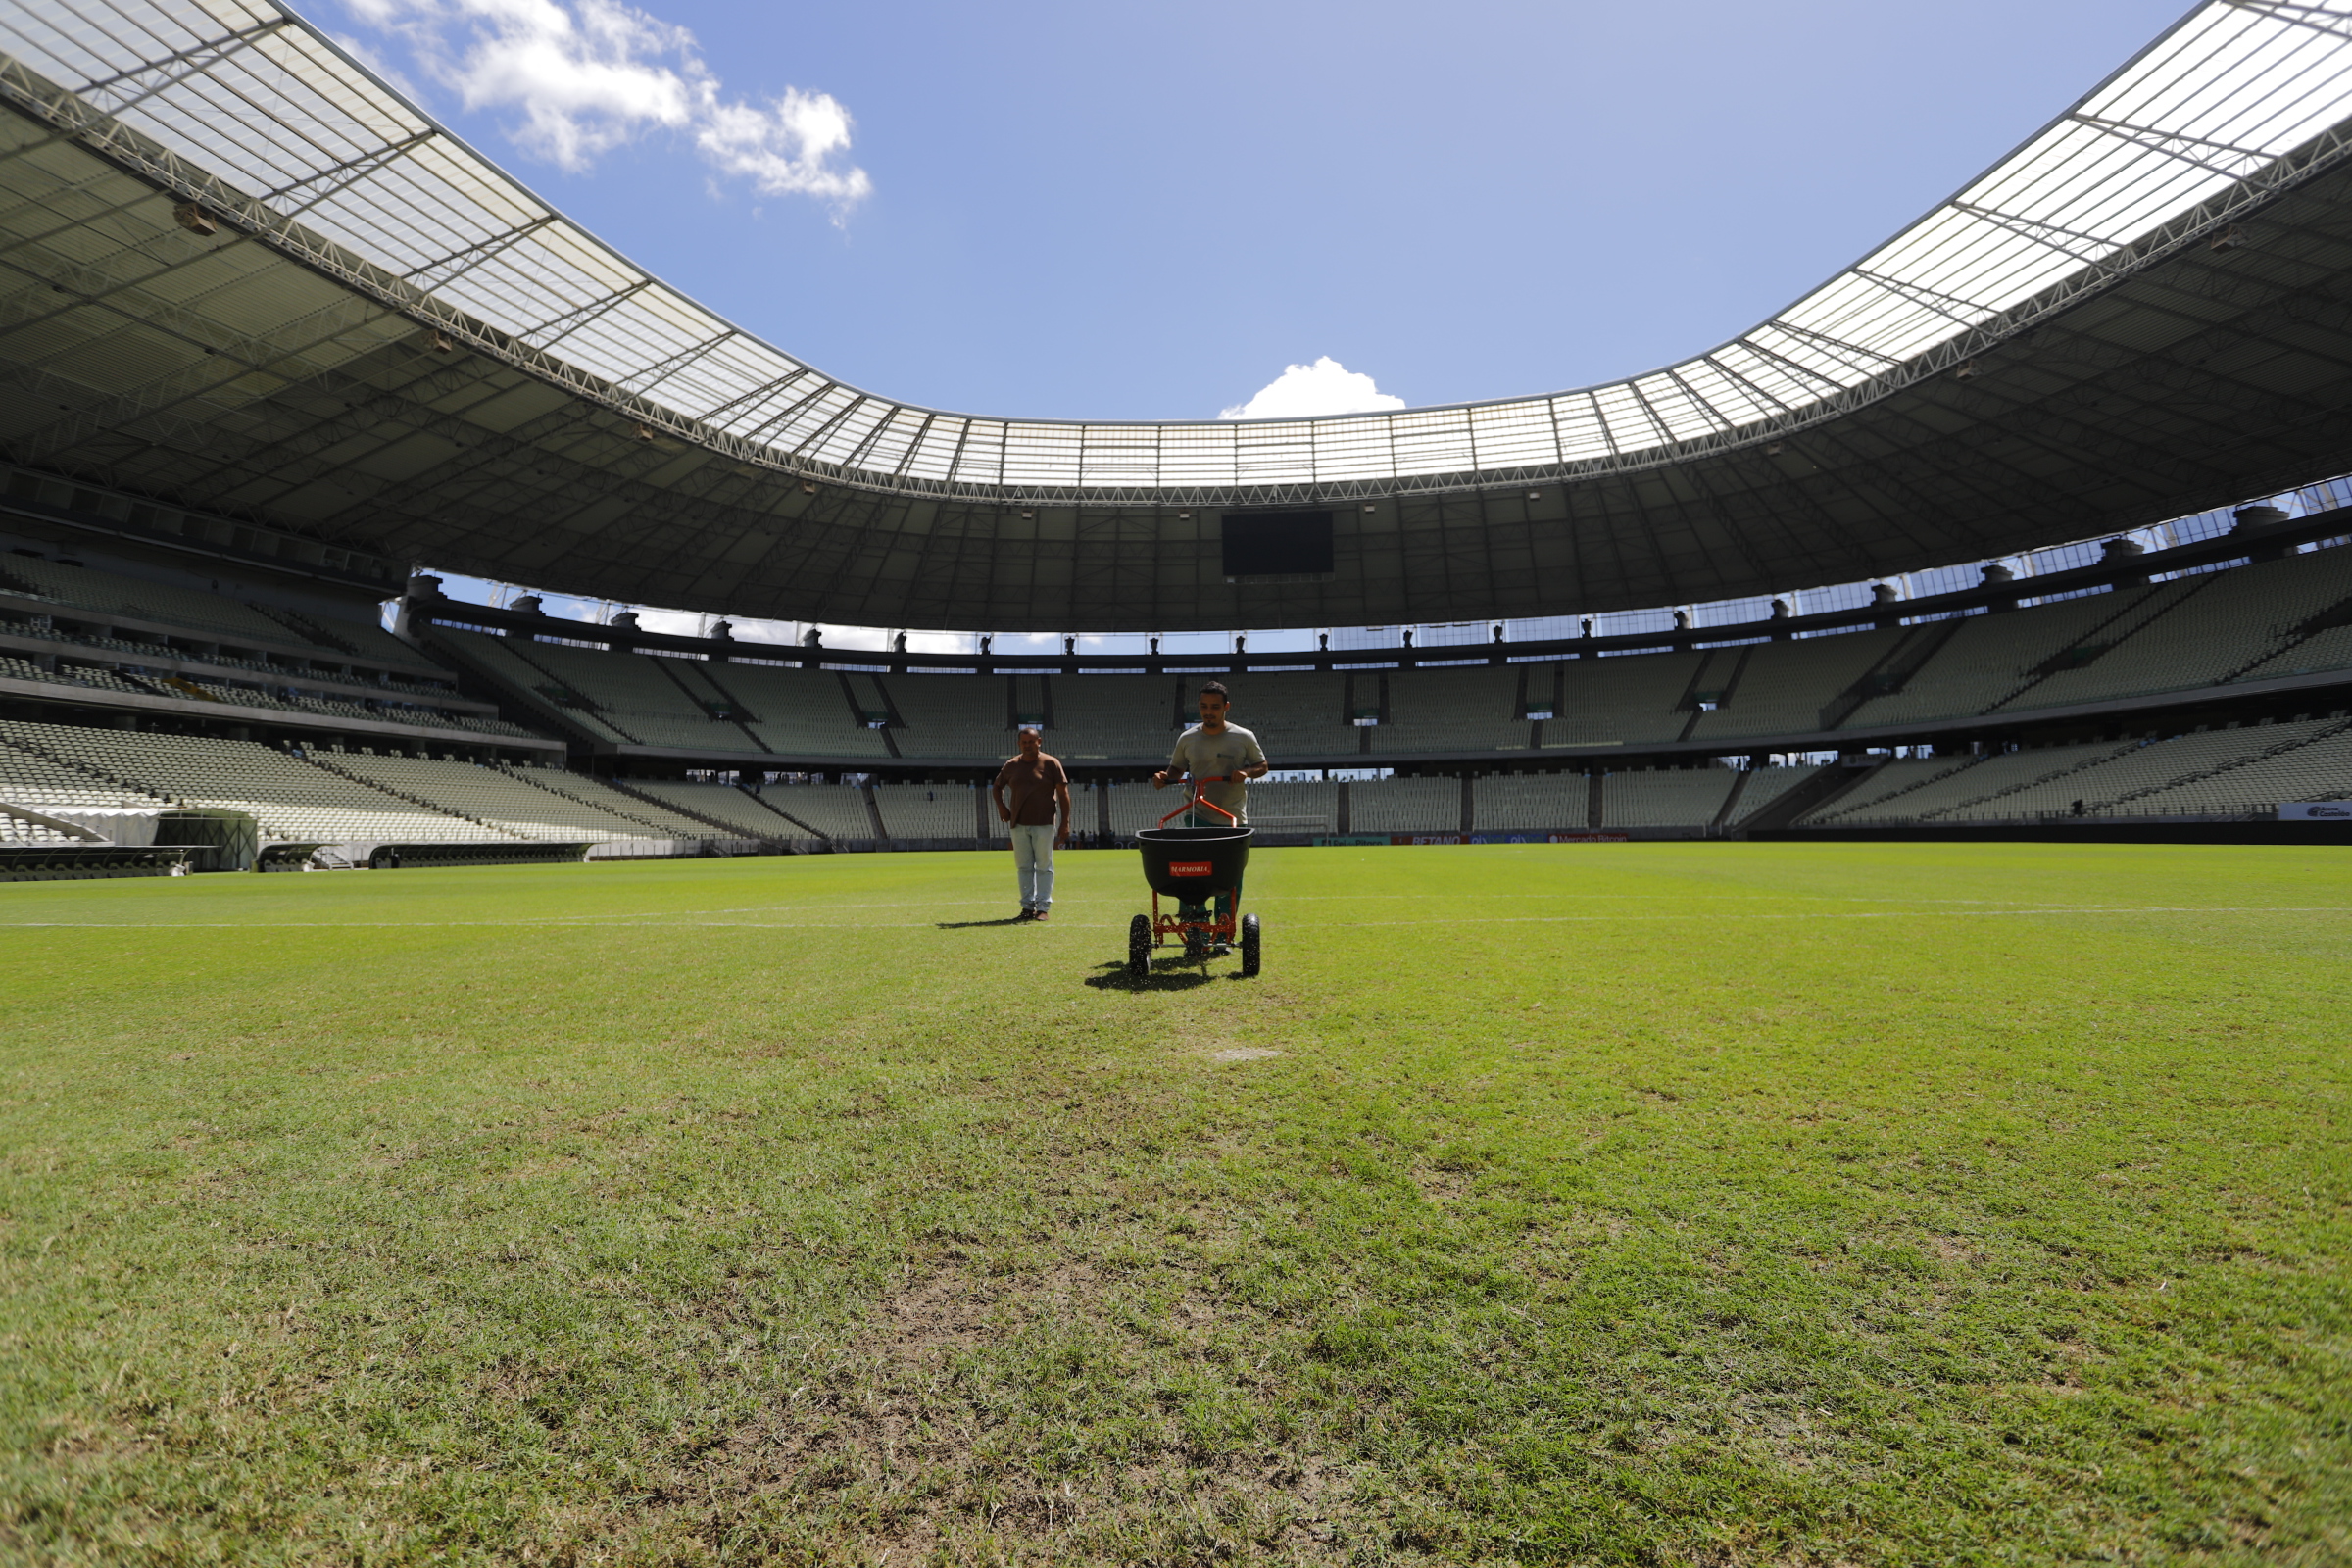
935,916,1032,929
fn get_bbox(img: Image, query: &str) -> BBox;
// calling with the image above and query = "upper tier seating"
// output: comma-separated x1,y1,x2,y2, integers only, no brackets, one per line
873,782,984,840
1226,671,1361,758
1597,768,1738,830
1348,775,1461,834
1544,651,1701,747
2238,622,2352,682
1382,665,1527,753
2007,550,2352,710
1473,771,1587,831
437,630,639,744
500,640,757,752
865,675,1006,759
0,556,317,646
1047,674,1181,760
0,718,506,843
0,654,152,695
1843,592,2161,727
1723,763,1825,825
686,661,891,759
1689,629,1905,740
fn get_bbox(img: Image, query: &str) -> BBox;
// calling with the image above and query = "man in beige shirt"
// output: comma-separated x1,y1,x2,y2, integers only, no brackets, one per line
1153,681,1269,930
993,724,1071,921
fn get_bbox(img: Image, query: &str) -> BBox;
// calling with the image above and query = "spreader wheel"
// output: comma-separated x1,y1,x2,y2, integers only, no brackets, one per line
1240,912,1261,977
1127,913,1152,980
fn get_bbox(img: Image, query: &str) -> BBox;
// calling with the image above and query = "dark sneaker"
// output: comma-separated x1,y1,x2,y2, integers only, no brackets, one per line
1014,908,1037,921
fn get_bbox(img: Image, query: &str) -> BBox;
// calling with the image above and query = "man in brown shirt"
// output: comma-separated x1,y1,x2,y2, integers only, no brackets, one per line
992,724,1072,921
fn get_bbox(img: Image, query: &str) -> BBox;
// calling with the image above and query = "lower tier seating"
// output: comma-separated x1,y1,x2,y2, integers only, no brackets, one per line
1597,768,1738,830
1348,776,1462,834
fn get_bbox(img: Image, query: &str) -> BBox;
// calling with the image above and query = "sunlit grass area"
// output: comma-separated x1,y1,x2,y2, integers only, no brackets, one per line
2,843,2347,1564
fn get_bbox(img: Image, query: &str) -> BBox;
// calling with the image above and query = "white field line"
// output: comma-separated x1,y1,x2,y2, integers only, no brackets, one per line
3,906,2347,930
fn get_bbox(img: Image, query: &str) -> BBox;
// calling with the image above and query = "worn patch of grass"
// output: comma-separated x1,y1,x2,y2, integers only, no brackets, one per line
1,842,2347,1564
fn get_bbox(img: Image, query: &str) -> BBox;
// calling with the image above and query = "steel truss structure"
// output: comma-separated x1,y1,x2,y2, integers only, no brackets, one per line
3,0,2352,630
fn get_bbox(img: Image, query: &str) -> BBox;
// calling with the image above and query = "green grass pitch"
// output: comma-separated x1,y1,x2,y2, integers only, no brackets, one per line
2,842,2347,1565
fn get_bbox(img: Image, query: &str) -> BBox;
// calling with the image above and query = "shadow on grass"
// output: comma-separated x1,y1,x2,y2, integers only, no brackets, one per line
935,916,1032,929
1082,959,1248,990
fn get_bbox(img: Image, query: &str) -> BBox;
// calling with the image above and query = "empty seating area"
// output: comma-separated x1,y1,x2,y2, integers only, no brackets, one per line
2123,722,2352,815
868,676,1007,758
1048,674,1180,760
1547,652,1699,746
1244,778,1339,834
1383,665,1525,753
2016,550,2352,710
698,662,892,759
1348,775,1462,834
1825,740,2132,825
0,718,506,843
319,753,665,840
0,738,171,811
1723,763,1824,824
1,555,307,645
625,780,809,839
1690,628,1902,740
1805,757,1982,825
873,782,983,840
1597,768,1738,830
756,784,877,841
1473,772,1586,831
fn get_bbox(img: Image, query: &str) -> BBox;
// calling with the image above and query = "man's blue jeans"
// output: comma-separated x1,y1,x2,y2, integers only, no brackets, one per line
1010,823,1055,910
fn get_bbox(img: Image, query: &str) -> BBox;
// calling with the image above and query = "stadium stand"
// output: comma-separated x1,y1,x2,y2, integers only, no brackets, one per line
873,782,984,841
1048,674,1179,760
1383,665,1526,753
1722,763,1826,825
1689,628,1904,740
1348,775,1462,834
623,780,810,840
691,661,894,760
2008,549,2352,710
0,555,311,645
1804,757,1984,825
1472,771,1587,831
0,718,506,843
317,753,699,840
1597,768,1739,831
1106,779,1174,838
0,738,172,811
868,676,1005,759
2121,721,2352,815
1224,672,1360,758
0,812,82,846
757,783,879,841
1547,652,1701,747
1823,740,2132,825
1246,777,1340,835
1932,719,2347,821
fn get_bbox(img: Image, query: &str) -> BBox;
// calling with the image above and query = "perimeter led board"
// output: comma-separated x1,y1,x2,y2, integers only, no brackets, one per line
1220,511,1335,578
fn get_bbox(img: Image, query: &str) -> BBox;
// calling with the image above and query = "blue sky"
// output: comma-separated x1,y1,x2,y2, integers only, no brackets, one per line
333,0,2196,643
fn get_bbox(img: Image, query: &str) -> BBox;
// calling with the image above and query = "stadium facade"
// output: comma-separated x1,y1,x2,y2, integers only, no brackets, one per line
3,0,2352,873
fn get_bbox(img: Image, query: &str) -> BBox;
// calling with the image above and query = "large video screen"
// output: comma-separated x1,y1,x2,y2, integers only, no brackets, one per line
1219,510,1335,577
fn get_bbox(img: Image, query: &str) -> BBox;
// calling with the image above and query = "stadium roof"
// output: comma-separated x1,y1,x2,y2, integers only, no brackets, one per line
4,0,2352,631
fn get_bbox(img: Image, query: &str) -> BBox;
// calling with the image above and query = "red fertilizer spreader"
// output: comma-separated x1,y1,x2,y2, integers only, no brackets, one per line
1128,775,1260,979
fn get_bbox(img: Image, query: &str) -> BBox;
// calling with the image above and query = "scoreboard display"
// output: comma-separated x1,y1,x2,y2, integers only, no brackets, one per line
1219,509,1335,578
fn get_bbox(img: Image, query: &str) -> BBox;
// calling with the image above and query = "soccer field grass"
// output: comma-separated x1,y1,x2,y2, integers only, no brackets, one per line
2,843,2347,1565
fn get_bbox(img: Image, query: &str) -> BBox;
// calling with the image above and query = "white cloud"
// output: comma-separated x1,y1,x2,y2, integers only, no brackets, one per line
346,0,870,216
1219,357,1405,420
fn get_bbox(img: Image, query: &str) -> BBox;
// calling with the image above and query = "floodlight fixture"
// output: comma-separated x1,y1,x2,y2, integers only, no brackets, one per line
172,202,216,235
429,330,454,355
1953,360,1980,380
2210,224,2245,251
